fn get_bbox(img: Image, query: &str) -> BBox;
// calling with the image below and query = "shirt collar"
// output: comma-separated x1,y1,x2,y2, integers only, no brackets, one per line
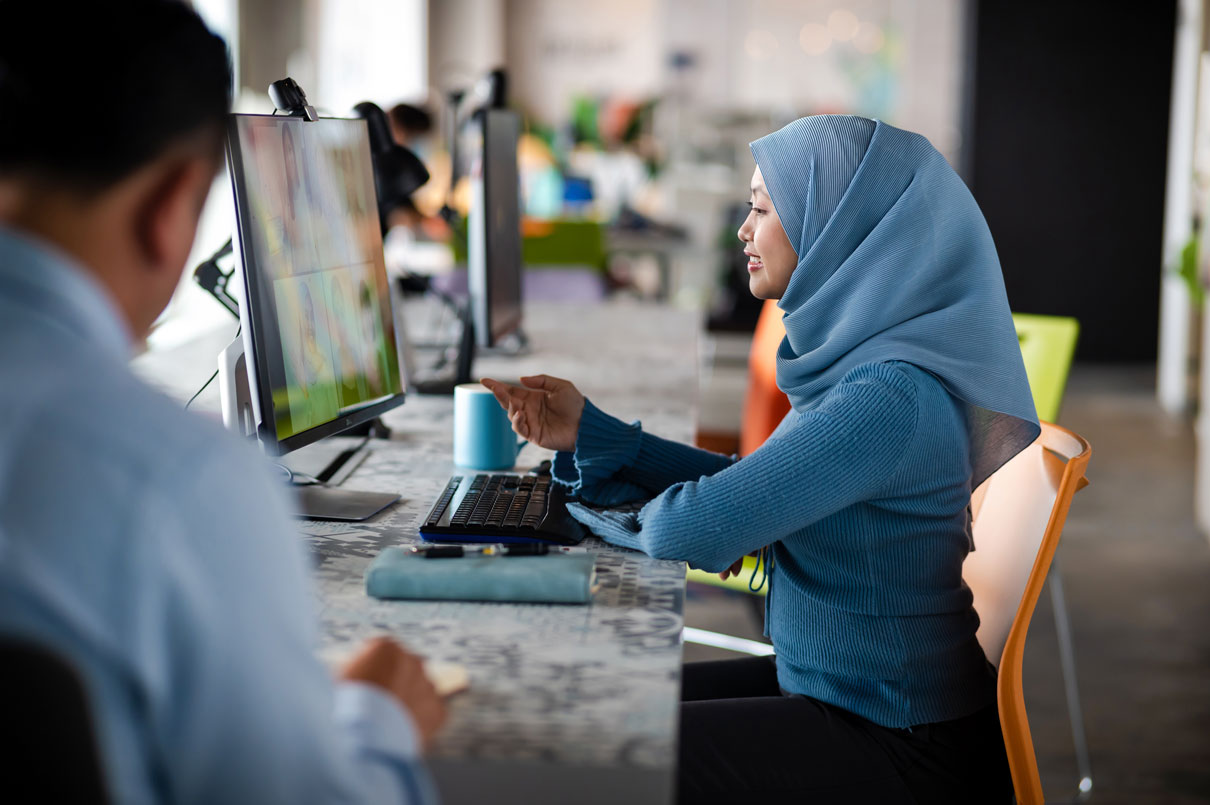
0,225,134,361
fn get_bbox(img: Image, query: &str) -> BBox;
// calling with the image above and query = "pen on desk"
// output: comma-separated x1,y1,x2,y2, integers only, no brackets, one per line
412,543,552,558
415,545,466,558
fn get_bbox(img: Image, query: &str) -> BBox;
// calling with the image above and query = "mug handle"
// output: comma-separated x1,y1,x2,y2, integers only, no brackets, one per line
514,439,529,458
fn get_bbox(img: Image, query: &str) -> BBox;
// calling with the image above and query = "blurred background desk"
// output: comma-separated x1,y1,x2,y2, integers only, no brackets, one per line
134,300,699,805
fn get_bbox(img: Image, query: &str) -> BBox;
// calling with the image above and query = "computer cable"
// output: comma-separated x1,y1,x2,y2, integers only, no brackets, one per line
273,463,320,486
184,369,218,411
184,324,240,411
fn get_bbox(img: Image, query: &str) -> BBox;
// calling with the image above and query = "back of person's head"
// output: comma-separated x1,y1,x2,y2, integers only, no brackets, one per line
388,103,432,143
0,0,232,195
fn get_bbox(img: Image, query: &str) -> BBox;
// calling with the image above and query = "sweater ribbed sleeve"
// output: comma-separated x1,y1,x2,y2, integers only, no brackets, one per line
564,363,919,573
552,400,735,504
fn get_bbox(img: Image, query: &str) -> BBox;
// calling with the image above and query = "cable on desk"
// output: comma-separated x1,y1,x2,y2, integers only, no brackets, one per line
273,463,321,486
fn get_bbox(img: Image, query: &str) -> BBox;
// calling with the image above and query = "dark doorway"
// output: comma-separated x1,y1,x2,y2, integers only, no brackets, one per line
961,1,1176,361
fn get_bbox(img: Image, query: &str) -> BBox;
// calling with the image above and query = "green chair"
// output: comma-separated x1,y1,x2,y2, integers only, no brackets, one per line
687,554,767,596
450,217,607,273
448,217,609,302
1013,313,1079,422
520,218,607,273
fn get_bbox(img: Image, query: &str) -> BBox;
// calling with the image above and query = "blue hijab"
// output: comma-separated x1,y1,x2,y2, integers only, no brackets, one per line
749,115,1039,488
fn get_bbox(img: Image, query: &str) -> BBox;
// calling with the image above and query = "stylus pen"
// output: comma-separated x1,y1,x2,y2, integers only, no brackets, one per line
413,543,551,558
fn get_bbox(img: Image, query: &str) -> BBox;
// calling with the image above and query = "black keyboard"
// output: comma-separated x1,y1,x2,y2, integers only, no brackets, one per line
419,473,587,545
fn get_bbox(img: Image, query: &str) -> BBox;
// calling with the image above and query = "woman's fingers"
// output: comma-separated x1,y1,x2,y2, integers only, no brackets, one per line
484,377,544,439
508,404,531,439
481,378,514,411
519,374,566,392
719,557,744,581
485,378,537,416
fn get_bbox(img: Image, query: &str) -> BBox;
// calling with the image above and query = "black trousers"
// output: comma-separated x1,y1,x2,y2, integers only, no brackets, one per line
677,656,1013,804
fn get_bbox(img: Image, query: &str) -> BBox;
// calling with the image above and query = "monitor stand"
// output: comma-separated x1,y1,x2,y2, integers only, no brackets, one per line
217,335,401,522
294,485,399,522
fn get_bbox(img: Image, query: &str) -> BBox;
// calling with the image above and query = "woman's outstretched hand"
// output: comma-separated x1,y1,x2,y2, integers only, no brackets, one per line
480,374,585,453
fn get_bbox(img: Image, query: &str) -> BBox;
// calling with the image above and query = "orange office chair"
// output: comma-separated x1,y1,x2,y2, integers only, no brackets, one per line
963,422,1091,805
739,298,792,457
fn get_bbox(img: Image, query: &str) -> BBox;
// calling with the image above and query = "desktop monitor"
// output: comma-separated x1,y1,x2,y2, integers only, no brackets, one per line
226,113,406,457
468,108,523,348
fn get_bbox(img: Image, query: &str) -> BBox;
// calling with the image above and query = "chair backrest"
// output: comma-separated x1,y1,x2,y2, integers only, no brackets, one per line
1012,313,1079,423
964,422,1091,805
0,638,111,803
740,298,792,456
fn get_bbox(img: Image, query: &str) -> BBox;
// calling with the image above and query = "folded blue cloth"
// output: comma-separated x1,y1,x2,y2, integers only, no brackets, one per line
365,547,597,604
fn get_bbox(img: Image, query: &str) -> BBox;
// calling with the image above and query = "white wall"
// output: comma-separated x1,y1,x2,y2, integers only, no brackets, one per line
430,0,508,94
1162,0,1204,417
314,0,427,114
505,0,965,164
505,0,663,125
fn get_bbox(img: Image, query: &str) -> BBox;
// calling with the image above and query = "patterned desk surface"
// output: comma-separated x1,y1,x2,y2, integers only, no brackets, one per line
134,300,699,802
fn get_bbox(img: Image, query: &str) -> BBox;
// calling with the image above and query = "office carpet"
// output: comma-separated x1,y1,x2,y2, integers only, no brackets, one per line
684,364,1210,804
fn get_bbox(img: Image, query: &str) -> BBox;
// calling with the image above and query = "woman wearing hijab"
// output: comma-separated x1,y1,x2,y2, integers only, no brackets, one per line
482,115,1038,803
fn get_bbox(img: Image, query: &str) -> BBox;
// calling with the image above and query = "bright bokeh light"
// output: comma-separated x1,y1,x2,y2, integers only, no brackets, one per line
828,9,860,42
799,22,832,55
744,29,779,61
853,22,886,54
316,0,427,114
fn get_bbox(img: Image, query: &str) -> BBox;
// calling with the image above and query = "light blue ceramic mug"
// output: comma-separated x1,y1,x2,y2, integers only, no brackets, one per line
453,382,527,469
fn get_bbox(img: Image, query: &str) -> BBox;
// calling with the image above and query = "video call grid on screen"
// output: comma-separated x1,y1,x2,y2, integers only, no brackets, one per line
229,115,403,445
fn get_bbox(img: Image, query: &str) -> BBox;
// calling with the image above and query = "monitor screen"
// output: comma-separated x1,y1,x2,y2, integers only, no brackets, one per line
227,114,404,453
469,108,523,348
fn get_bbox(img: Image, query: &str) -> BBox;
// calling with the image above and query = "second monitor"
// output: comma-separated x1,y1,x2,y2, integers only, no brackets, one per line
468,108,523,350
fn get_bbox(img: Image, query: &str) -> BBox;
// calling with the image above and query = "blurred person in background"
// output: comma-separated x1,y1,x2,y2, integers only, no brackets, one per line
0,2,445,802
387,102,450,241
388,102,434,153
565,96,653,222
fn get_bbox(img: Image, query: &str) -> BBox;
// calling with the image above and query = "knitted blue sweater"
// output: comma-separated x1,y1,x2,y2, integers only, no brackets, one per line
557,360,996,729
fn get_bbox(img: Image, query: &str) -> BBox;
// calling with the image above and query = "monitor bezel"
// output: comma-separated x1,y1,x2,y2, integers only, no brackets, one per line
226,113,406,456
469,108,523,348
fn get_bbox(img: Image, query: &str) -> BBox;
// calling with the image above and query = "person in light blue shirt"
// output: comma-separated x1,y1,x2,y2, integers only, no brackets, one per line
0,3,444,803
484,115,1039,802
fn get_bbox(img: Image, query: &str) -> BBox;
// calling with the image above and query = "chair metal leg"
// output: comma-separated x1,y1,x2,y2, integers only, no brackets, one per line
683,627,775,656
1048,557,1093,800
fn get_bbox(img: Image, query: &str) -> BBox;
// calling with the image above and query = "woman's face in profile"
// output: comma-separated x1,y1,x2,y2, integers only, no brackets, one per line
738,166,797,300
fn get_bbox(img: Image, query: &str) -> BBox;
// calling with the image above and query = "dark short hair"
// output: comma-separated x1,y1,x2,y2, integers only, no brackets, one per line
388,103,432,137
0,0,232,193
